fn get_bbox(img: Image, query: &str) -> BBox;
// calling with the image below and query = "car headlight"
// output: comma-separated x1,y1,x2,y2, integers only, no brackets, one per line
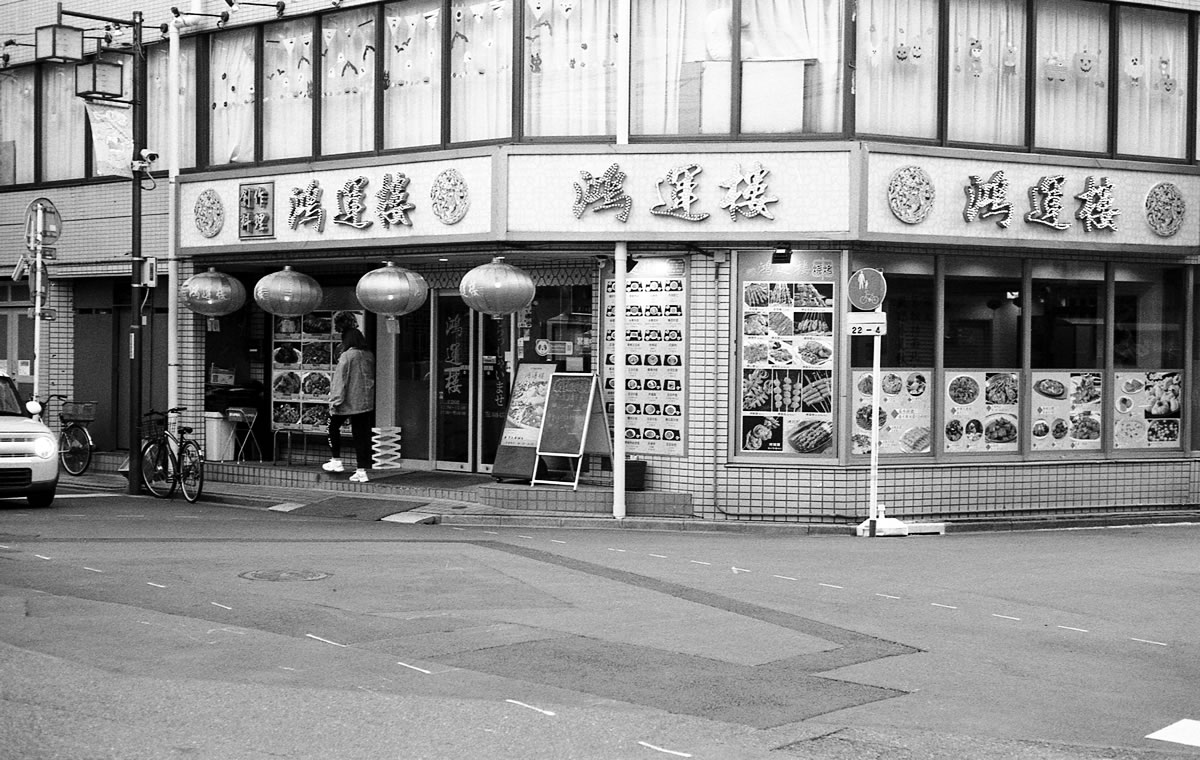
33,435,57,460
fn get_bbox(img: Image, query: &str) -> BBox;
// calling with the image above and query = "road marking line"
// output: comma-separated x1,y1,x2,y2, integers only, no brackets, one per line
1057,625,1089,633
518,535,533,540
689,560,711,565
608,548,627,553
876,593,901,599
115,515,145,518
34,555,51,560
551,539,566,544
992,614,1021,621
84,567,103,573
637,741,692,757
211,602,232,610
819,583,843,589
1147,719,1200,747
147,582,166,588
306,634,347,647
279,666,296,671
397,661,432,674
731,566,750,574
773,575,797,581
649,554,668,558
0,545,9,549
450,527,466,531
505,699,555,716
483,531,498,535
1131,637,1168,647
60,514,87,517
931,603,957,609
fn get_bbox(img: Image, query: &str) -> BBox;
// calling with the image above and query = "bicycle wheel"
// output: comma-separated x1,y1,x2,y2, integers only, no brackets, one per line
140,439,178,498
178,440,204,503
59,425,92,476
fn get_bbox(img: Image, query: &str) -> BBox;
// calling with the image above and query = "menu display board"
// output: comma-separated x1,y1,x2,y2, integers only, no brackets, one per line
850,369,932,455
1113,371,1182,449
602,262,687,456
943,371,1020,453
1029,372,1102,451
737,256,838,457
270,310,364,433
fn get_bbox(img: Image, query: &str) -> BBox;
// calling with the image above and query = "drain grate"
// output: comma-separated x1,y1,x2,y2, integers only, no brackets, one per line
239,570,331,582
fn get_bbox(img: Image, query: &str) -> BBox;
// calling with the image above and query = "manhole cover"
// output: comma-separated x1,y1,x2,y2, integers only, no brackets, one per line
239,570,331,582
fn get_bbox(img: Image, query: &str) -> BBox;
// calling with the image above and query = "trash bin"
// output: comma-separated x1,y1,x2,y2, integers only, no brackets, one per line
204,411,235,461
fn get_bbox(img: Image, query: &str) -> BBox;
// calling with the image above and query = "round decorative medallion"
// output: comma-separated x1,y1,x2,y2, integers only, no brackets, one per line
194,189,224,238
430,168,470,225
887,165,935,225
1145,182,1185,237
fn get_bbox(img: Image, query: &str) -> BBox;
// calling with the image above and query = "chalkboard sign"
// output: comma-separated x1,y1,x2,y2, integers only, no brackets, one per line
533,373,611,488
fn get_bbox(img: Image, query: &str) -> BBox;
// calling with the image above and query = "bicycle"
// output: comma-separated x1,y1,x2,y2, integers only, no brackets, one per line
44,394,97,476
140,407,204,503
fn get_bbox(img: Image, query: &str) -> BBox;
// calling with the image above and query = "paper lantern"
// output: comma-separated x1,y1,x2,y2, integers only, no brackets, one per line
355,262,429,317
253,266,323,317
180,267,246,317
459,257,535,316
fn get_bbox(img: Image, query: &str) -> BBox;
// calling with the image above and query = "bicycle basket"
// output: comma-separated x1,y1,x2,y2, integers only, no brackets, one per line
140,415,168,440
61,401,97,423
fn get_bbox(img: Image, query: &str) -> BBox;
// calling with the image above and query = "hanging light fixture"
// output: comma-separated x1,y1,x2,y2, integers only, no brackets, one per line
355,261,428,332
180,267,246,316
458,256,535,317
253,265,323,317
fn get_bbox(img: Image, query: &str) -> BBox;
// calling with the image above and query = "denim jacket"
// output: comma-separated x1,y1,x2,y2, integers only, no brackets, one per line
329,347,375,415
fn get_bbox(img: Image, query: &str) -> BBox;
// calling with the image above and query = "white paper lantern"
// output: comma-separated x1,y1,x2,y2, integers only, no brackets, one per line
459,257,535,316
180,268,246,317
253,266,323,317
355,262,429,317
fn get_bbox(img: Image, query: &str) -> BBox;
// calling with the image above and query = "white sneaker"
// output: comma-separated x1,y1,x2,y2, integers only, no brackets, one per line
322,459,344,473
349,469,369,483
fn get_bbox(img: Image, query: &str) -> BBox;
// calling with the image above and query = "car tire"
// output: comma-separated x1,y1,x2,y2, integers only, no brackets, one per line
27,489,55,508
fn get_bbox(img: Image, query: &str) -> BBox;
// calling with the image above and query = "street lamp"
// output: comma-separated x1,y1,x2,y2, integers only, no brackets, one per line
36,2,149,495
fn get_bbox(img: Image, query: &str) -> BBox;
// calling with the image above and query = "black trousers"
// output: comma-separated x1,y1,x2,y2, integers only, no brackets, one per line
328,410,375,469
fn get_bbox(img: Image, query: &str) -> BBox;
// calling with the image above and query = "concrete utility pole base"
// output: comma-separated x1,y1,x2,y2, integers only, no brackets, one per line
856,516,910,537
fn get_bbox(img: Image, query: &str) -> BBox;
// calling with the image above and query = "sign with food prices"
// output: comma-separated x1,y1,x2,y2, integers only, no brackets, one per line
602,266,687,456
943,371,1019,453
851,370,932,455
1113,371,1182,449
738,251,838,457
270,310,364,432
1030,372,1102,451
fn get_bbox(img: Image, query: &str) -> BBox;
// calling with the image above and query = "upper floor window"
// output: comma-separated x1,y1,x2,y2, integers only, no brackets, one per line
1116,5,1187,160
383,1,442,149
210,27,257,164
947,0,1026,147
322,7,376,156
1034,0,1107,153
855,0,939,139
41,64,85,180
523,0,617,137
147,39,198,169
449,0,512,142
264,18,314,161
0,67,35,185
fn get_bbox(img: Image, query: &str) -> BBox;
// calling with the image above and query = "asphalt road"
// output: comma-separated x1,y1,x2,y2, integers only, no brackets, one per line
1,492,1198,759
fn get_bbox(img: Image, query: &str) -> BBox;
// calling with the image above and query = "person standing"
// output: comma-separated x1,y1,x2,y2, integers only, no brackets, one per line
322,327,376,482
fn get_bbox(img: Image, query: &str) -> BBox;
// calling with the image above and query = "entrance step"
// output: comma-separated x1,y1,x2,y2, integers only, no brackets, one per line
479,482,692,517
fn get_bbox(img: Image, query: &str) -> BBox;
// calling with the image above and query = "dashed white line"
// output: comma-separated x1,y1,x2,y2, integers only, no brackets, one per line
306,634,347,647
876,593,901,599
34,555,52,560
211,602,232,610
649,554,668,559
819,583,843,589
608,548,627,553
992,614,1021,621
550,539,567,544
0,544,9,549
731,567,751,574
1131,637,1168,647
518,535,533,540
483,531,498,535
84,567,103,573
450,527,466,531
637,741,692,757
1057,625,1089,633
689,560,711,565
773,575,797,581
397,661,432,674
931,603,958,609
505,699,555,716
147,582,167,589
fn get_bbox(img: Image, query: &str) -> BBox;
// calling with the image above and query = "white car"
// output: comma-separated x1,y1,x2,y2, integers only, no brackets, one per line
0,377,59,508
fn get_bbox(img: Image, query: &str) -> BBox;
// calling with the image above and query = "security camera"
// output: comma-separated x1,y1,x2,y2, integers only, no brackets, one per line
140,149,159,163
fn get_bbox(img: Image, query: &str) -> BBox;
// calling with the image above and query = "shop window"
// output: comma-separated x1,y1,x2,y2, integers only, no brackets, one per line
383,0,441,149
263,18,314,161
947,0,1025,147
523,0,617,137
521,285,593,372
855,0,938,139
40,63,85,180
0,67,35,185
449,0,512,143
1113,265,1184,450
1034,0,1107,153
1116,6,1188,160
740,0,844,135
147,39,197,170
209,27,257,165
322,7,376,156
849,259,934,457
631,0,730,135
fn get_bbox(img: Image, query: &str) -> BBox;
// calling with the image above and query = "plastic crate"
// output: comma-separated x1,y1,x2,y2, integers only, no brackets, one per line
61,401,97,423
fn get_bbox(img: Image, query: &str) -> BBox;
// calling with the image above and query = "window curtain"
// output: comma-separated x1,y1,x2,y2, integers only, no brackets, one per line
41,64,86,180
383,1,441,148
449,0,512,142
263,19,314,160
1034,0,1106,153
855,0,938,138
147,40,197,170
0,68,35,185
741,0,843,134
1116,7,1187,160
947,0,1024,146
322,7,376,156
210,28,257,164
523,0,616,136
631,0,729,136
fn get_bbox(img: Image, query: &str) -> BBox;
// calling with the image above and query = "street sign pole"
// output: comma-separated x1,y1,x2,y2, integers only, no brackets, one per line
31,203,47,401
